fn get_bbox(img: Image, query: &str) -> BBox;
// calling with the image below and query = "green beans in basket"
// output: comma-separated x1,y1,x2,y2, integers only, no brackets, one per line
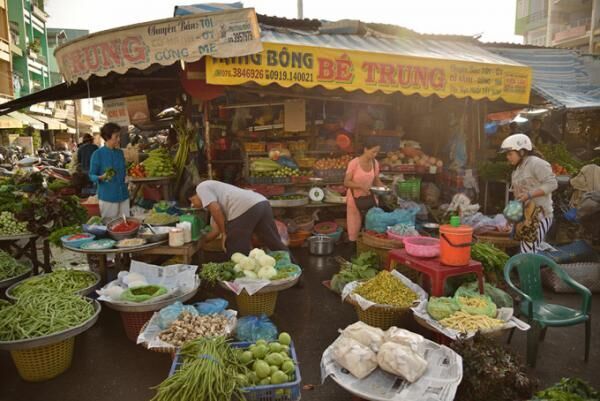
11,269,96,298
0,250,29,281
0,292,95,341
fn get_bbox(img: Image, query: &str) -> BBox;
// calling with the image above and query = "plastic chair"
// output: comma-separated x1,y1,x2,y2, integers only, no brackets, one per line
504,253,592,367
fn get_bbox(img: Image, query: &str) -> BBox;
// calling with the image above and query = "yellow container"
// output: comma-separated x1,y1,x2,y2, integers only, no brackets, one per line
11,337,75,382
236,290,278,316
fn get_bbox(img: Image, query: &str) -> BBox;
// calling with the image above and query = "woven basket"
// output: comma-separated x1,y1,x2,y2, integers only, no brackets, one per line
10,337,75,382
120,311,155,342
236,290,278,316
362,231,404,250
476,233,519,252
345,296,410,330
541,263,600,293
139,321,178,359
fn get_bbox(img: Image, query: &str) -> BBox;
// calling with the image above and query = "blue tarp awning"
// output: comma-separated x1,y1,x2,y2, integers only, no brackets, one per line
488,47,600,110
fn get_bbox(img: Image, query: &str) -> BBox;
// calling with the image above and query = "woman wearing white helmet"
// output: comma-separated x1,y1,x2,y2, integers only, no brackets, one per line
501,134,558,253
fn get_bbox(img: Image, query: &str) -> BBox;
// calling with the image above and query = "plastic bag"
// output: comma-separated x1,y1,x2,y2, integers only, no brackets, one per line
365,207,419,233
332,337,378,380
463,213,510,234
157,301,198,329
427,297,460,321
194,298,228,315
275,220,289,246
377,342,428,383
454,293,497,318
120,285,167,303
456,282,513,308
235,314,278,342
503,200,523,222
340,321,385,352
384,327,426,357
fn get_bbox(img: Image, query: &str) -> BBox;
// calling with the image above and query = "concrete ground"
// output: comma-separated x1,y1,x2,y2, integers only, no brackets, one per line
1,244,598,401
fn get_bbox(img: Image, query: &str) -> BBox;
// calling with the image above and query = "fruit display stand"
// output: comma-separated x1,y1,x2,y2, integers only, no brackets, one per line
128,175,175,203
219,275,301,317
100,279,200,342
0,300,101,382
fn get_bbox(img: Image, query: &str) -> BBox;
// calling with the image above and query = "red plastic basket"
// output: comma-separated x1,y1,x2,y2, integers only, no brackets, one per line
120,311,155,342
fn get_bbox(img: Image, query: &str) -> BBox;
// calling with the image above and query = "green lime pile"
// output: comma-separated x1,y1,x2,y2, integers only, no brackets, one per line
237,332,296,386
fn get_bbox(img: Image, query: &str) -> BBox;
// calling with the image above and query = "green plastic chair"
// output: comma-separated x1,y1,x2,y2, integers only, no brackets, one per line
504,253,592,367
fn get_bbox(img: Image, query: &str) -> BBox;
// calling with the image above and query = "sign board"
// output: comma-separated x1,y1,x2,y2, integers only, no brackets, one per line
55,8,262,83
104,98,130,127
207,42,532,105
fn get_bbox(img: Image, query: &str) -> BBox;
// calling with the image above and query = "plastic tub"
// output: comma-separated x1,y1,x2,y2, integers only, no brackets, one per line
439,224,474,266
387,229,408,242
402,236,440,258
60,233,95,249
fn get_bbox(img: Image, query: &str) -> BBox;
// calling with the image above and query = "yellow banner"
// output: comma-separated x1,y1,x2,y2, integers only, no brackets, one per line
206,42,531,104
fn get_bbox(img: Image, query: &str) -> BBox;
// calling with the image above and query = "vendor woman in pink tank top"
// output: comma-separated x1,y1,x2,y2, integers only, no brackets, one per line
344,145,384,241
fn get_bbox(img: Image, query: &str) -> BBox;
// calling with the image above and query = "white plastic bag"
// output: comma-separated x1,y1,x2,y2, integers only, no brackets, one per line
377,342,428,383
384,327,426,357
340,321,385,352
332,337,378,379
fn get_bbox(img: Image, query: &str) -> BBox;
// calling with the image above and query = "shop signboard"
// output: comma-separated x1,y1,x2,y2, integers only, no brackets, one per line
206,42,532,105
104,98,130,127
55,8,262,83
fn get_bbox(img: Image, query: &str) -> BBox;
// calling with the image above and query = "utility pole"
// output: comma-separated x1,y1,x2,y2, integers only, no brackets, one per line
297,0,303,19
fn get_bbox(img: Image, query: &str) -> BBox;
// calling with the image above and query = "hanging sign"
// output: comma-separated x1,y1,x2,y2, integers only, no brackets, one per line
206,42,532,104
55,8,262,83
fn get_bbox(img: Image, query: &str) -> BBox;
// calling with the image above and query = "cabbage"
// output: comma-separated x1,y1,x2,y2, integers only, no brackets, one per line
244,270,258,279
257,266,277,280
231,252,246,264
239,256,257,271
233,264,242,273
249,248,266,260
257,255,276,268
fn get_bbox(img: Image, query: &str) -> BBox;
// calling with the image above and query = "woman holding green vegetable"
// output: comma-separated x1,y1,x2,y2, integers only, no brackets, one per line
501,134,558,253
89,123,130,219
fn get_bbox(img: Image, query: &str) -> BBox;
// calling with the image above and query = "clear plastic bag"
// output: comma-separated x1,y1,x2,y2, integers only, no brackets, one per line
157,301,198,329
235,314,278,342
194,298,228,315
456,282,513,309
503,200,523,222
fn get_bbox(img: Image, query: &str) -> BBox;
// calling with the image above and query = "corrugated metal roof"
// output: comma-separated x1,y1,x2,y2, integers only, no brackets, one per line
488,47,600,110
261,30,526,67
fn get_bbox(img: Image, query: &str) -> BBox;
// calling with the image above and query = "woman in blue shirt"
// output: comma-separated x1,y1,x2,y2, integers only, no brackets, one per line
89,123,130,219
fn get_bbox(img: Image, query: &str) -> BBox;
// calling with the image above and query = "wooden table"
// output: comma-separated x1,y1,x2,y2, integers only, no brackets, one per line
0,234,51,275
129,176,175,202
386,248,484,297
141,241,202,264
64,241,167,284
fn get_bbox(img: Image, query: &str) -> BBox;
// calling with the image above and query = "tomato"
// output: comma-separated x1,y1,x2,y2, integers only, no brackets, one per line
111,221,140,232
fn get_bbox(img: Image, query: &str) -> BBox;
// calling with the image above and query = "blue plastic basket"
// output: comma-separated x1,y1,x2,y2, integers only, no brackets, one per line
168,341,301,401
60,233,95,248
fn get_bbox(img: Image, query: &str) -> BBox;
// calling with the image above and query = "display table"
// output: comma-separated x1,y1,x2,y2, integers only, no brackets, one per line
0,234,51,275
386,249,484,297
140,241,202,264
64,241,166,284
128,176,175,202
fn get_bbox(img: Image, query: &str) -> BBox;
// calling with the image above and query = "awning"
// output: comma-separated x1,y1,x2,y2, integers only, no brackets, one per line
206,30,532,104
8,111,45,130
487,47,600,110
54,8,262,84
33,115,68,130
0,114,23,129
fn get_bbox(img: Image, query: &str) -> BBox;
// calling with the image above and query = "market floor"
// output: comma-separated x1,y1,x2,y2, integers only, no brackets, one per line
1,245,599,401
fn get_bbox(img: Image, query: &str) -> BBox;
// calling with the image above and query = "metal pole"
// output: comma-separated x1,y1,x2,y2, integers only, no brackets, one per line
590,0,598,53
297,0,303,19
74,100,80,143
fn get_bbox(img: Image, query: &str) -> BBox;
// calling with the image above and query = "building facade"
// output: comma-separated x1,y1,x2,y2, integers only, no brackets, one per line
0,0,13,100
516,0,600,53
7,0,49,98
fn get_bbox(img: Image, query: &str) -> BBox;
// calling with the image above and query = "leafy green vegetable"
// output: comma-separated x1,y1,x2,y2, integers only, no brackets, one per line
331,252,379,294
532,378,600,401
199,262,239,285
48,225,83,247
0,250,29,281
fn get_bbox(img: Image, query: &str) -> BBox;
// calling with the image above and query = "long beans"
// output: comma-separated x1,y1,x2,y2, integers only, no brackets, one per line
0,251,29,281
0,291,95,341
151,337,247,401
11,269,96,298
